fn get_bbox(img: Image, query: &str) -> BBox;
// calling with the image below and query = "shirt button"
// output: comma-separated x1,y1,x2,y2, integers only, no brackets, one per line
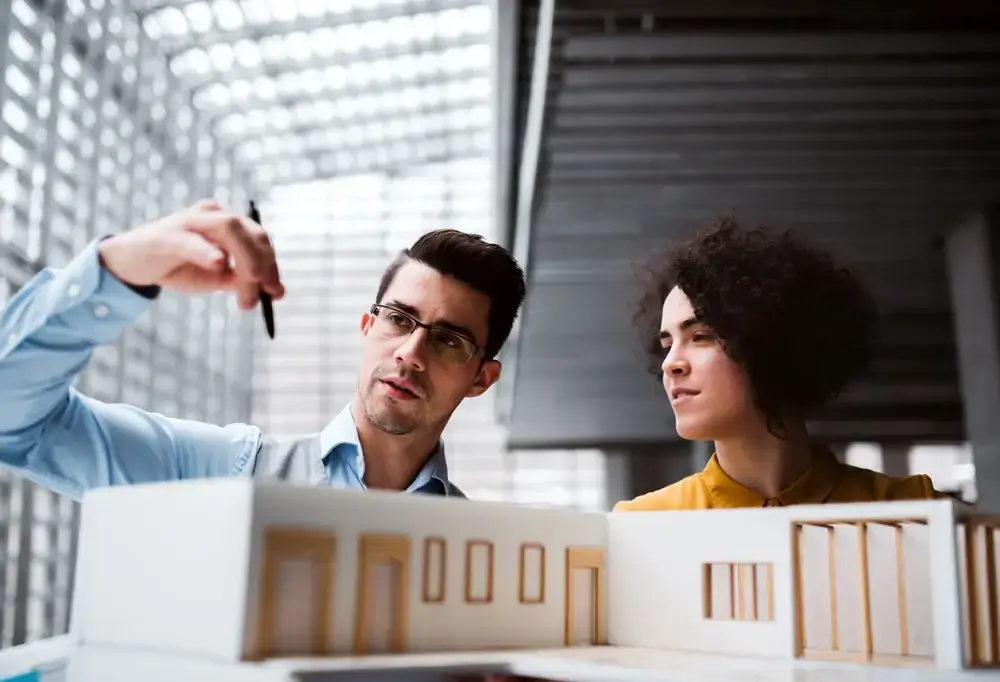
67,283,80,298
93,304,109,318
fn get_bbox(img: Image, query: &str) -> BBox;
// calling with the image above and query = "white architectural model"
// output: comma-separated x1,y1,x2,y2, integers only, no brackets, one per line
37,479,1000,680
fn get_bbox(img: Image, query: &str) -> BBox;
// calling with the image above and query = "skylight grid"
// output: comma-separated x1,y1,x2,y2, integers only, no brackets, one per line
193,44,489,114
140,0,484,56
146,2,490,87
213,76,490,139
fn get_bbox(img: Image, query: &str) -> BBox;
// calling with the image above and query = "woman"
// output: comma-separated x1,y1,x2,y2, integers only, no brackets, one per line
614,217,940,511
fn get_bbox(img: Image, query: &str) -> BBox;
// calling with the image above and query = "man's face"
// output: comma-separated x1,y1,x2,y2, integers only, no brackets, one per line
357,260,501,435
659,286,757,440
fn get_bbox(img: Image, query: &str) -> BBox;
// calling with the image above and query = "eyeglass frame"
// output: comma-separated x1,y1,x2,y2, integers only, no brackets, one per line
368,303,486,364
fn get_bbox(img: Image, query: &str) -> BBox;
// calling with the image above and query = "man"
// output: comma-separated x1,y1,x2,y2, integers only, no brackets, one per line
614,217,943,511
0,199,525,499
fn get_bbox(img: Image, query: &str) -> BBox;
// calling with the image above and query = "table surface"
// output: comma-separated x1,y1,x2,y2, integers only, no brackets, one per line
9,640,1000,682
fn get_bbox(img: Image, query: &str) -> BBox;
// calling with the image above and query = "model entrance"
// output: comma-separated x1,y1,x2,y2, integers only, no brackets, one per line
255,527,336,659
564,546,606,646
354,533,412,654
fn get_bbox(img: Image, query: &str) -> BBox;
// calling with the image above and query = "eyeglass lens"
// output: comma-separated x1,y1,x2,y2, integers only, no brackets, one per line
373,307,475,363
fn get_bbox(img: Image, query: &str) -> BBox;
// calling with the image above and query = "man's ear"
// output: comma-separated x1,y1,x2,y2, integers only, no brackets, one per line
360,312,372,334
466,359,502,398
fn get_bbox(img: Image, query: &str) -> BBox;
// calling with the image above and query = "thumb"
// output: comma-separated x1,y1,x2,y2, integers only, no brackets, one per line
171,230,227,270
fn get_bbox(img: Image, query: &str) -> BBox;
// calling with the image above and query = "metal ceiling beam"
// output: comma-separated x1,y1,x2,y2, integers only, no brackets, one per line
562,31,1000,61
546,122,1000,151
545,169,996,188
522,256,953,282
542,184,995,206
557,83,1000,111
561,60,1000,88
552,0,1000,21
491,0,520,253
548,149,1000,172
155,0,482,59
498,0,556,426
551,105,1000,131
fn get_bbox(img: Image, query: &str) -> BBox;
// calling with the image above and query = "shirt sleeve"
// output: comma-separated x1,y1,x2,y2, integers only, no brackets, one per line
0,238,262,499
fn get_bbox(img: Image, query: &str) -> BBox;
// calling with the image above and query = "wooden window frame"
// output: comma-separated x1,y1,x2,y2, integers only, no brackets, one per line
464,539,494,604
422,536,446,604
519,542,546,604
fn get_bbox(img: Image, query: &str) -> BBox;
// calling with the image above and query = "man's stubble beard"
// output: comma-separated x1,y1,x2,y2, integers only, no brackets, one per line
360,378,423,436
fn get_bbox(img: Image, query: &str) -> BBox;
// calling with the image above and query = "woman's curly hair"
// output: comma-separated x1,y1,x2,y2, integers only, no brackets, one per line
634,216,878,430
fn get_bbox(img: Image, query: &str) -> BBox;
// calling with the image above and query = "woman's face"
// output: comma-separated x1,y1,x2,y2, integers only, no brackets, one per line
659,286,759,440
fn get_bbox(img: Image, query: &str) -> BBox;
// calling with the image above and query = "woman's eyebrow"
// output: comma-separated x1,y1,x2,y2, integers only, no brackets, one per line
660,316,700,340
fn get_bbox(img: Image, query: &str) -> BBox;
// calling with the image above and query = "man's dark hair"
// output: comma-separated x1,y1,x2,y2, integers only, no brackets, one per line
634,216,878,431
376,229,526,359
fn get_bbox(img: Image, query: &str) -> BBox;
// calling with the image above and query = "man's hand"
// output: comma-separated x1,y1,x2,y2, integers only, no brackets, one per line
98,199,285,310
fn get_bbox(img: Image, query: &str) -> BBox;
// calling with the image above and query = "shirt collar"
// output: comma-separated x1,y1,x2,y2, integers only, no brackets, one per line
701,445,843,507
319,403,452,495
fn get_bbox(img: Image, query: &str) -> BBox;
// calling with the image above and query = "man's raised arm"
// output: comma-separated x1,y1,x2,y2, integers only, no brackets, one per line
0,200,285,498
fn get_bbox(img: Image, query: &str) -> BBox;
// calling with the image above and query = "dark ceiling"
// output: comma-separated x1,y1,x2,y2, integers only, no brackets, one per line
498,0,1000,450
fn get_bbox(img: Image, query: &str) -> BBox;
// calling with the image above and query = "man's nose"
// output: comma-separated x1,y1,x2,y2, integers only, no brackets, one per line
394,328,429,370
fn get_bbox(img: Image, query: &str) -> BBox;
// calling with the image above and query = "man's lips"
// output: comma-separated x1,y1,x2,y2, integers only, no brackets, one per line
382,378,421,400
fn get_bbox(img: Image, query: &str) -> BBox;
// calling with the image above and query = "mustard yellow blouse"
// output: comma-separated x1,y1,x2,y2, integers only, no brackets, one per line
613,447,940,511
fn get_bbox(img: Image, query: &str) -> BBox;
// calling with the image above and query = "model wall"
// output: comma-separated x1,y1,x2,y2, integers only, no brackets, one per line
70,479,255,660
607,500,962,666
607,507,796,658
240,484,607,658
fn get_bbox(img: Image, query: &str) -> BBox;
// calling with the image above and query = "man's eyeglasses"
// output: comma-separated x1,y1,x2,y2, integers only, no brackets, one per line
369,304,485,365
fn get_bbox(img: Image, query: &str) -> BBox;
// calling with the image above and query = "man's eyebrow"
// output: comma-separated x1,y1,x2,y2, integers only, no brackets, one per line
384,299,479,343
659,316,700,339
385,300,420,317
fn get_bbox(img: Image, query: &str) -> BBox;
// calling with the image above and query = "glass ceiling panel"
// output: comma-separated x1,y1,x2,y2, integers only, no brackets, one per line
141,0,485,58
128,0,492,189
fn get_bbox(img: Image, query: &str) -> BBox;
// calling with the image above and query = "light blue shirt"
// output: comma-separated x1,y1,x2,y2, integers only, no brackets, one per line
0,238,457,500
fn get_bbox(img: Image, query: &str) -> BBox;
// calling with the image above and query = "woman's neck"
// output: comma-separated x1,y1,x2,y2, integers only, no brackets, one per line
714,419,813,499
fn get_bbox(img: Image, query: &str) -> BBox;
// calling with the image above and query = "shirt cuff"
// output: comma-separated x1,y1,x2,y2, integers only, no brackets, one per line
48,238,158,345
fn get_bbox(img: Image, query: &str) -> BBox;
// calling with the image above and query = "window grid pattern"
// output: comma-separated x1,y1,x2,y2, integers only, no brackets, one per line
0,0,255,649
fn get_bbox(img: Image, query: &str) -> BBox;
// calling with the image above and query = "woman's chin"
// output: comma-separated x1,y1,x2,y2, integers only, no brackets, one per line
674,417,716,442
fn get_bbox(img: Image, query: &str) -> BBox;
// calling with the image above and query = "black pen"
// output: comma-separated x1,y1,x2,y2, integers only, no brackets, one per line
247,200,275,339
